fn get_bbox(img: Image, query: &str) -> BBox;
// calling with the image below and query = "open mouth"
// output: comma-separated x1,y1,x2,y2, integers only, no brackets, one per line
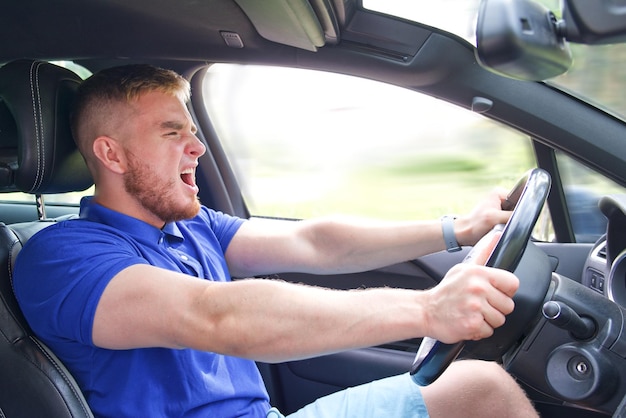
180,168,196,188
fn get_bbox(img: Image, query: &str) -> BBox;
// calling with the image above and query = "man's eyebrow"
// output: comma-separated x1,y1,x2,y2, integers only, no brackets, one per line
160,120,185,130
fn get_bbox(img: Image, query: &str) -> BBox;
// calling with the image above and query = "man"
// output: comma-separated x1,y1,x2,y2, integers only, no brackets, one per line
14,64,538,417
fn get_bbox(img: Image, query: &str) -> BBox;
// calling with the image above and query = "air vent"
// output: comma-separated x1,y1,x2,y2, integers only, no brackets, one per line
597,244,607,259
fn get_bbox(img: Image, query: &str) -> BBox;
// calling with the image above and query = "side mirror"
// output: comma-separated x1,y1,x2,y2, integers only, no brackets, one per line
475,0,572,81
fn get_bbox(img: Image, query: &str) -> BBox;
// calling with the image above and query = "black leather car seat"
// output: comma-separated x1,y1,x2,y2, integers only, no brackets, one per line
0,60,94,417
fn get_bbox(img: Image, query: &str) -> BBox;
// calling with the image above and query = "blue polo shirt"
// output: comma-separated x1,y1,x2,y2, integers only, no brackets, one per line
13,197,271,417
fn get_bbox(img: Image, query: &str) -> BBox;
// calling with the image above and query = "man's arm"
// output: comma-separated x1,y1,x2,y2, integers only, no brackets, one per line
92,234,517,363
225,188,510,278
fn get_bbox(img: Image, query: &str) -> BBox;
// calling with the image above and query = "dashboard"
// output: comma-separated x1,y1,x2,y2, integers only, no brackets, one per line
583,239,607,296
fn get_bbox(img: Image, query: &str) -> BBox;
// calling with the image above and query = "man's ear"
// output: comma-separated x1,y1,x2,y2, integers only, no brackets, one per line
92,136,127,174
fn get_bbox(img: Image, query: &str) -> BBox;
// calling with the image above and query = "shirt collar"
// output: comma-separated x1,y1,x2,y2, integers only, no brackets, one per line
79,196,184,244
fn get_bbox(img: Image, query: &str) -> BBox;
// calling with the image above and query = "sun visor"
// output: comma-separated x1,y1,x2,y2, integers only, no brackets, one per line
235,0,329,51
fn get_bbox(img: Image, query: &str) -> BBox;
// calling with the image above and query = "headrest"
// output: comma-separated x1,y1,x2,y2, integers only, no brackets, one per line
0,60,93,194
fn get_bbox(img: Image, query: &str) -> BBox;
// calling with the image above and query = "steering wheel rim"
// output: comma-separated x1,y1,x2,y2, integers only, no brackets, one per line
486,169,551,271
410,168,552,385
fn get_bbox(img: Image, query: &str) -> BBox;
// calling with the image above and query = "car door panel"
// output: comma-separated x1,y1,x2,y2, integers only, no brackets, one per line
266,348,414,414
261,256,449,413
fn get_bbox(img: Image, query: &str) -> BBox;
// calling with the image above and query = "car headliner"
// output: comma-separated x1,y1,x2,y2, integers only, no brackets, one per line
3,1,456,81
3,1,318,71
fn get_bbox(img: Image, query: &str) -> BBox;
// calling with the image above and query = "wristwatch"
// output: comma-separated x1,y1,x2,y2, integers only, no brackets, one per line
441,215,461,252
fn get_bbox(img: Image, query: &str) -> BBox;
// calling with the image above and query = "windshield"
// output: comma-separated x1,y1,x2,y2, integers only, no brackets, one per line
363,0,626,121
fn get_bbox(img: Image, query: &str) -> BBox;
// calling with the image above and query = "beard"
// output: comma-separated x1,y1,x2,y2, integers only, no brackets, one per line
123,150,201,223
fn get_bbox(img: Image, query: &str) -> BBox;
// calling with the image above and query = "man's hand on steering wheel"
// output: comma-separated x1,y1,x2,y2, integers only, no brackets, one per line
422,231,519,344
453,188,513,248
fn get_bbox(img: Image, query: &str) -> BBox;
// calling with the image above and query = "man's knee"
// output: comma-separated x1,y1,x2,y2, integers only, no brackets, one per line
421,360,538,418
450,359,510,389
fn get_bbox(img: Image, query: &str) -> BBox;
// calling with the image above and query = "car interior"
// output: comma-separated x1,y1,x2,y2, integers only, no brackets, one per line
1,0,626,417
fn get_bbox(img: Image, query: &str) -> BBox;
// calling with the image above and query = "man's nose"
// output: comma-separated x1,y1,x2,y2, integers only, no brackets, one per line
188,134,207,157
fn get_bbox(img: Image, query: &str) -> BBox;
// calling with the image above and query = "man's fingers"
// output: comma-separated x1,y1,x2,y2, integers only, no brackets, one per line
467,230,501,266
491,271,520,298
484,295,513,327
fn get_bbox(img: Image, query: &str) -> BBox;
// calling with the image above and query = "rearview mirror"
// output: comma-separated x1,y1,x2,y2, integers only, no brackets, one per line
475,0,572,81
561,0,626,44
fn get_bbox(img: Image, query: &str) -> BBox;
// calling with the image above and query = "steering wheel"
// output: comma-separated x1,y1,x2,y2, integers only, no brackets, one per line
410,168,552,385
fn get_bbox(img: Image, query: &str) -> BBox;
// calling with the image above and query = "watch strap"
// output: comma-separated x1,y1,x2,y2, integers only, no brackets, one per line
441,215,461,252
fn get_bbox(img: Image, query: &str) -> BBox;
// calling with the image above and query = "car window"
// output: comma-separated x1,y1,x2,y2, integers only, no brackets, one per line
202,64,536,221
363,0,481,43
557,151,621,242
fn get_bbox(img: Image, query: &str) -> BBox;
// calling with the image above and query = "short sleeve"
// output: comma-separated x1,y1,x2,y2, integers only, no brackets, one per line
185,207,245,253
13,220,149,346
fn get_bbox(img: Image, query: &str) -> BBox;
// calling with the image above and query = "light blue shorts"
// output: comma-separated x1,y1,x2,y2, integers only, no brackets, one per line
266,373,429,418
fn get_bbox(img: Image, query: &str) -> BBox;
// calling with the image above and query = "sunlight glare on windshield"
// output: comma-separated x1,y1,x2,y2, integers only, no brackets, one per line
362,0,481,43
